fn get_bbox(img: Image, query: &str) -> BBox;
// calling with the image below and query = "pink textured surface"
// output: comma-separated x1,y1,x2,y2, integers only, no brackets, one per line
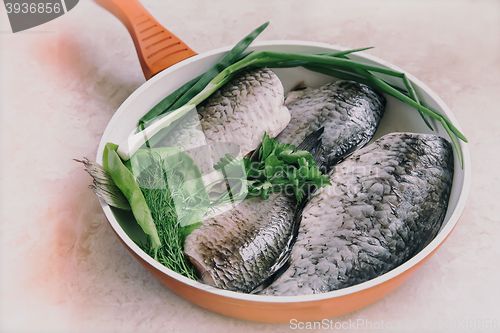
0,0,499,332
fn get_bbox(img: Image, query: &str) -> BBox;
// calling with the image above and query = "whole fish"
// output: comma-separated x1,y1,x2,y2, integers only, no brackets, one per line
185,193,296,292
278,80,385,167
261,133,454,296
184,81,385,293
159,68,291,156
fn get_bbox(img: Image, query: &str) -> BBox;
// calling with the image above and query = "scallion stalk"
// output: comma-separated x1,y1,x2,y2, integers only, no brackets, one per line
124,23,466,167
138,22,270,126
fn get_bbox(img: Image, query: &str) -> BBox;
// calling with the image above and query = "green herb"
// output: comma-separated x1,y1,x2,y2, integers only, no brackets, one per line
138,22,270,127
131,148,210,228
91,145,208,278
215,133,330,202
102,143,161,254
129,147,209,278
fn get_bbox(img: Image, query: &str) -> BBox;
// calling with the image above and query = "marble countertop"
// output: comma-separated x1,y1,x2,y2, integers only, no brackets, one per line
1,0,499,332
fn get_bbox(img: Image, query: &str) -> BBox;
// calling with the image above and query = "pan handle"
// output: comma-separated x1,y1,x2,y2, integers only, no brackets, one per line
95,0,197,79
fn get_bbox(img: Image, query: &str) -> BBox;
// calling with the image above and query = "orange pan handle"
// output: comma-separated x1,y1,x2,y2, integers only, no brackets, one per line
95,0,197,79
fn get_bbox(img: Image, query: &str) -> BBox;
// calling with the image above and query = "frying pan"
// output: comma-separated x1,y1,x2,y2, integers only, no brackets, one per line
94,0,471,322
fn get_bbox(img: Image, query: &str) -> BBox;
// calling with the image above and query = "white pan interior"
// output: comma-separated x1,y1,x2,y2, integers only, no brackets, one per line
96,41,471,302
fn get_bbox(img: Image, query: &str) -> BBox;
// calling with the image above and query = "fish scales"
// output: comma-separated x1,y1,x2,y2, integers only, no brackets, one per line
160,68,291,156
184,194,296,292
199,68,291,155
278,81,385,167
261,133,454,295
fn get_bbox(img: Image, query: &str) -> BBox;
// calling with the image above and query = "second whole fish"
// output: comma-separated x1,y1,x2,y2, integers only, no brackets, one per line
261,132,454,296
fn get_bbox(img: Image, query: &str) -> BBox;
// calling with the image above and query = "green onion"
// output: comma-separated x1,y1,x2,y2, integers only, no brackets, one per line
139,75,201,127
355,73,466,166
324,52,434,131
400,73,434,131
302,64,372,86
129,23,466,167
138,22,270,126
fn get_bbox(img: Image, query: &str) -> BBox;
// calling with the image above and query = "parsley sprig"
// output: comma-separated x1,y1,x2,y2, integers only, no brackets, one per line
215,133,330,202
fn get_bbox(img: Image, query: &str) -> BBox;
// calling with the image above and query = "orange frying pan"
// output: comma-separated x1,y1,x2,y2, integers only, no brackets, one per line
94,0,471,323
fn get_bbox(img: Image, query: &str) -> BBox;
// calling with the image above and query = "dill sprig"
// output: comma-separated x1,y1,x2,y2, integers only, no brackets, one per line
138,159,197,279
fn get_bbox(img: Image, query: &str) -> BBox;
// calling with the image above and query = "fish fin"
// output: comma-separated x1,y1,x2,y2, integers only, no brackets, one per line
296,127,324,152
184,252,217,286
312,145,327,173
285,84,309,104
252,244,293,293
295,127,329,172
251,259,291,294
325,133,375,170
291,81,307,91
